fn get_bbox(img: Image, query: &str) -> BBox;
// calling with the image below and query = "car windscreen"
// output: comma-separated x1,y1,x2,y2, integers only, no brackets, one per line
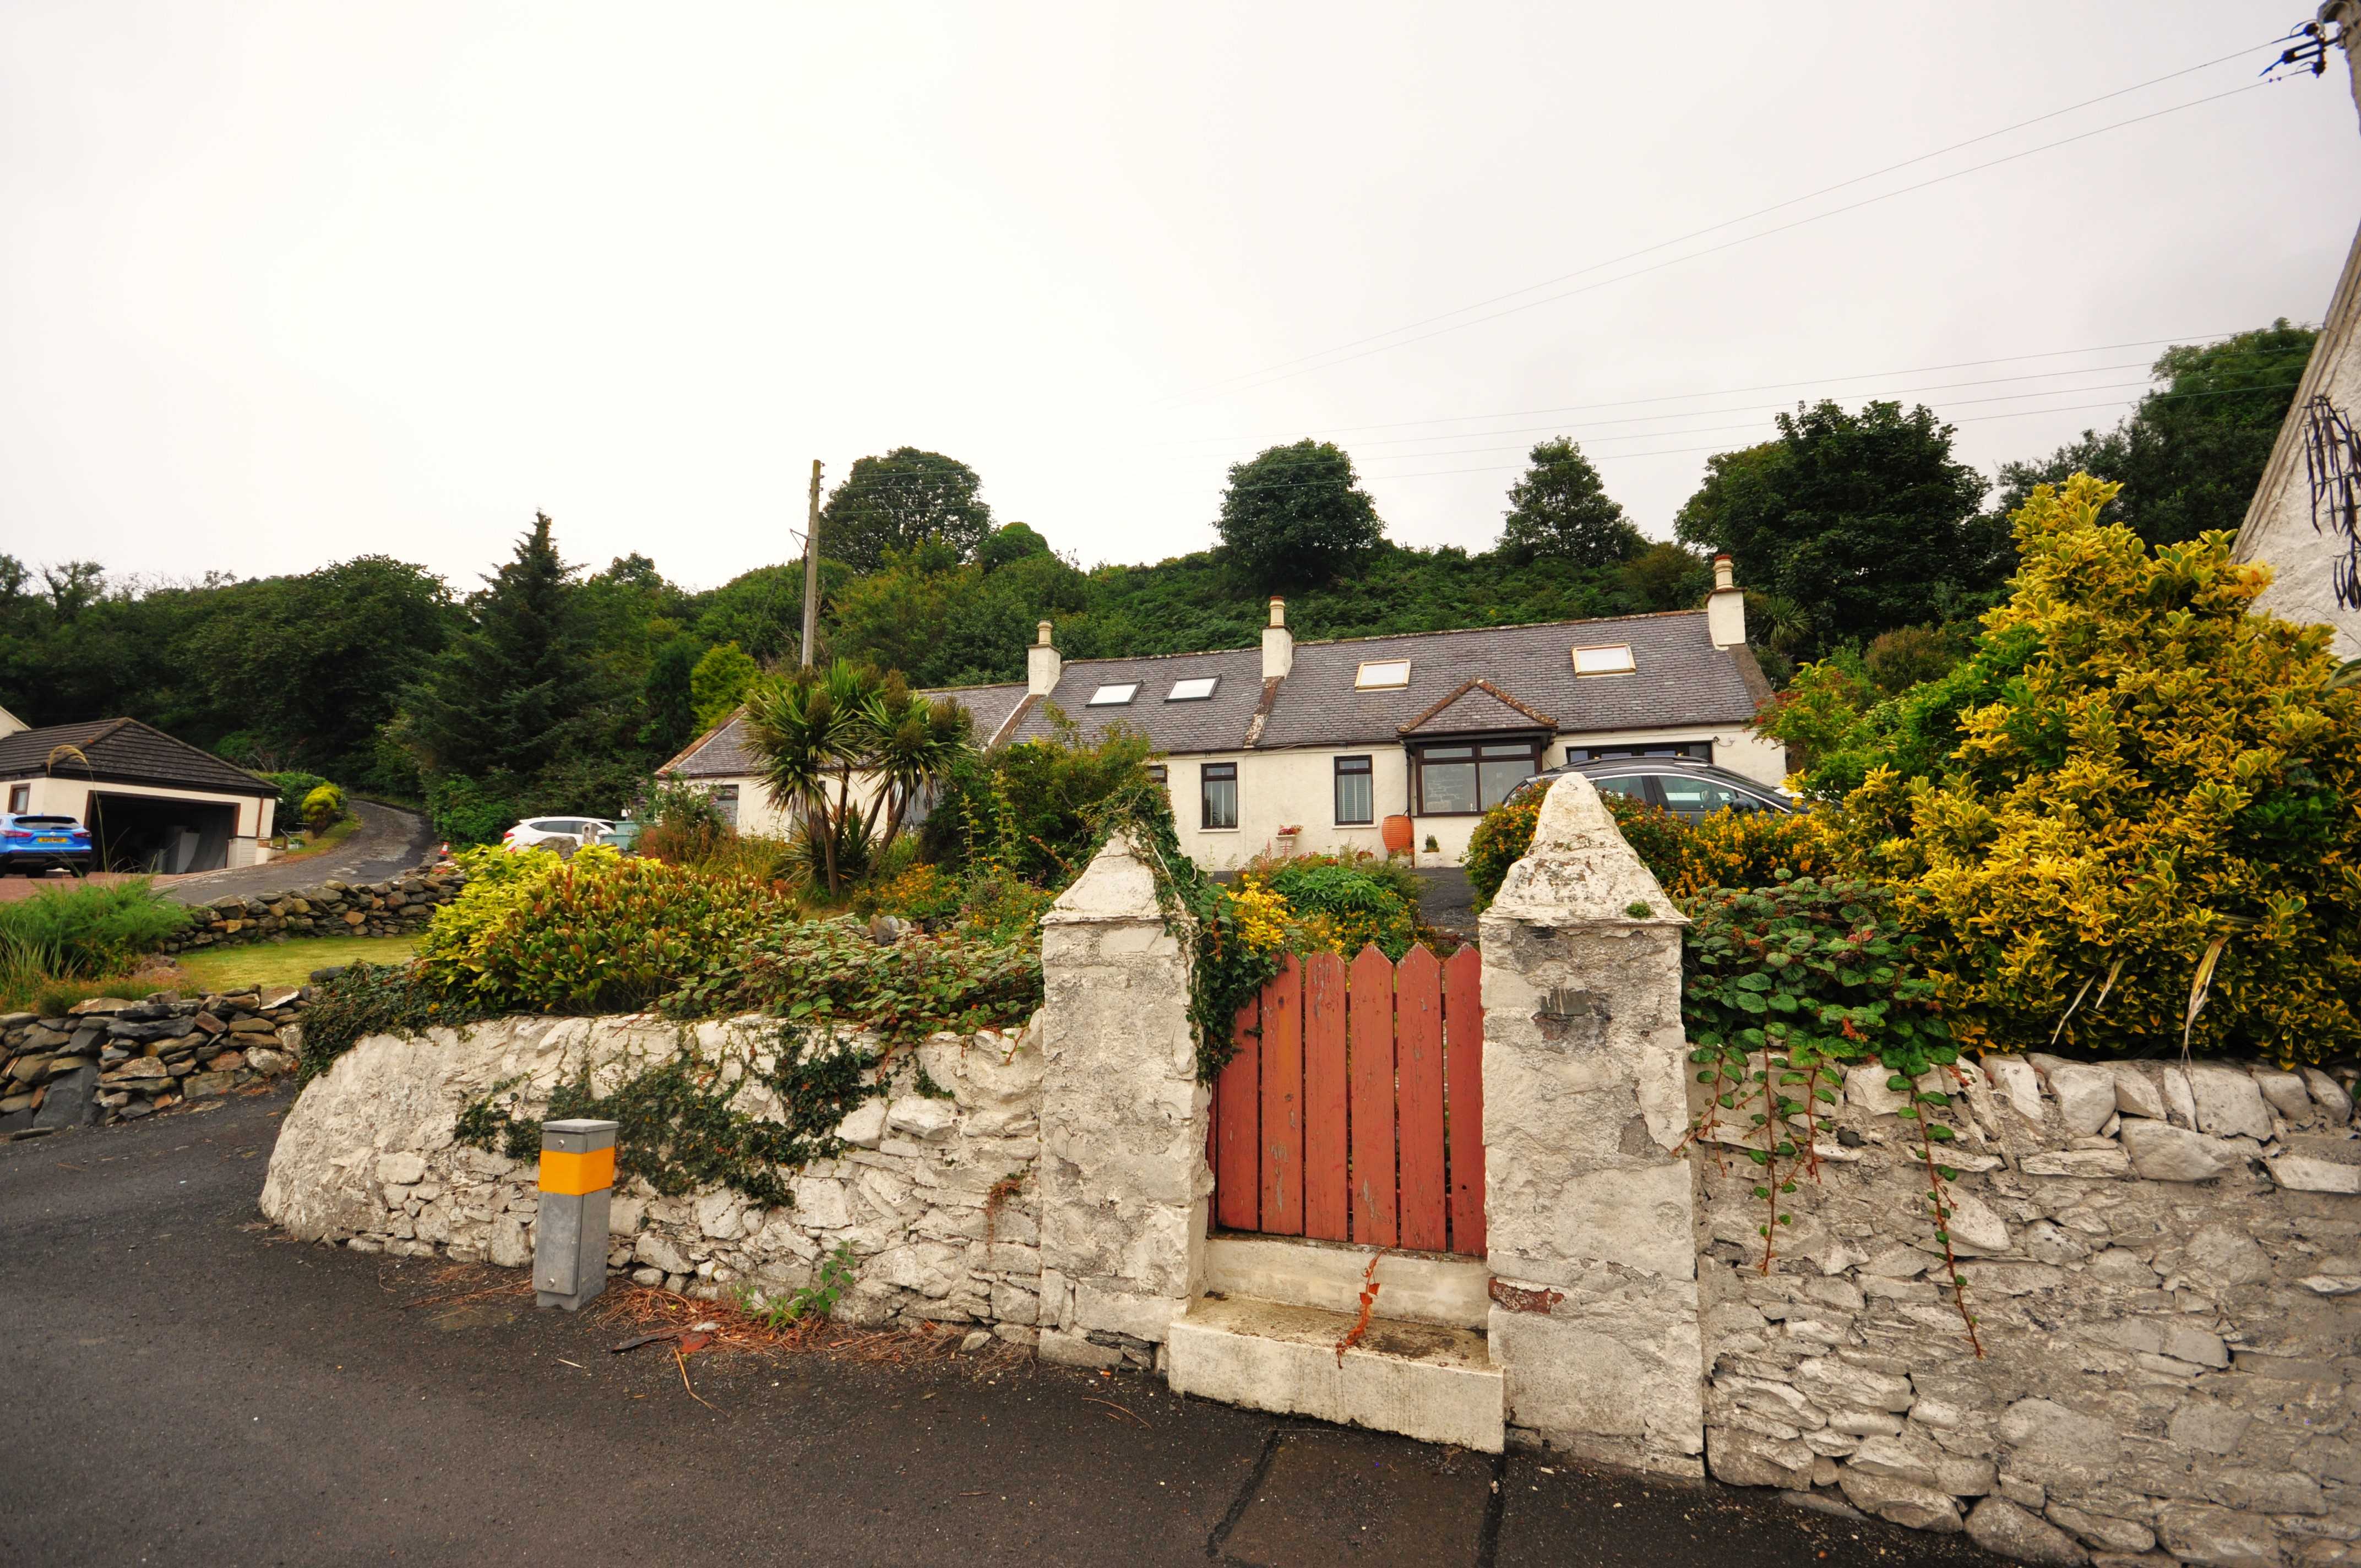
1654,774,1773,815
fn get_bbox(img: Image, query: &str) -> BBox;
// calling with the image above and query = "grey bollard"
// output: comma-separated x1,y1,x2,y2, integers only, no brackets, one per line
535,1118,618,1311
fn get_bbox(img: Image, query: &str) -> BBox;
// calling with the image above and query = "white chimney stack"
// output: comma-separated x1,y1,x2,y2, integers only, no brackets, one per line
1707,554,1747,648
1027,619,1062,695
1261,597,1293,680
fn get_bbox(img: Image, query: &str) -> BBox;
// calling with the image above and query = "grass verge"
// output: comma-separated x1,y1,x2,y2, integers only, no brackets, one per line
172,933,420,993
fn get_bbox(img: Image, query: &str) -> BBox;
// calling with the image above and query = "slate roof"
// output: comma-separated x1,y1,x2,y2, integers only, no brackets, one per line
662,682,1033,779
1002,647,1269,753
1259,611,1762,752
0,719,276,798
1397,679,1558,738
657,610,1769,770
660,708,758,780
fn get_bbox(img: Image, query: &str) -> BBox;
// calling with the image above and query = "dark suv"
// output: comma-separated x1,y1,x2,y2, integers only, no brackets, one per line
1511,757,1795,822
0,814,95,875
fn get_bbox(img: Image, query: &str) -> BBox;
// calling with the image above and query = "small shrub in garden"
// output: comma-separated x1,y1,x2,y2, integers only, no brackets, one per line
301,782,347,832
0,880,192,998
1464,786,1832,913
415,846,803,1013
1245,859,1419,959
673,917,1042,1043
263,771,332,830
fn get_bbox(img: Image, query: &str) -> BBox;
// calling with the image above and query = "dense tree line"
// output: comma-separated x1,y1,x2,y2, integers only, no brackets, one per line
0,324,2313,833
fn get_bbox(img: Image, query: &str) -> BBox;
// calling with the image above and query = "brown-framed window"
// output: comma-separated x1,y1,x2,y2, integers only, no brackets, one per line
6,783,27,814
1413,740,1539,815
1200,762,1238,830
1333,755,1373,824
1146,764,1167,783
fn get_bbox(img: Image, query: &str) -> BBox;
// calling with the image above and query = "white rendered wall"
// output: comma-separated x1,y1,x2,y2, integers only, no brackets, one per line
1,776,274,867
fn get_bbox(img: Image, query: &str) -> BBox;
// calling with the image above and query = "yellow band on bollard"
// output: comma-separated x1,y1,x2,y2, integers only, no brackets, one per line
538,1145,616,1196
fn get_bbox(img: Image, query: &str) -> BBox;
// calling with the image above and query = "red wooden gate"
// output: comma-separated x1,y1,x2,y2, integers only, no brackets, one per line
1211,945,1484,1256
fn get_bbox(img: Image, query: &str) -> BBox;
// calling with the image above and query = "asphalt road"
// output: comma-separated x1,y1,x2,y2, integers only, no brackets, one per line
0,1092,2001,1568
164,799,437,904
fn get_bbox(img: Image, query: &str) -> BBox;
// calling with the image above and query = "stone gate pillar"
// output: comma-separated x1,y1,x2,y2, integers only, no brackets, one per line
1479,774,1705,1475
1034,830,1210,1369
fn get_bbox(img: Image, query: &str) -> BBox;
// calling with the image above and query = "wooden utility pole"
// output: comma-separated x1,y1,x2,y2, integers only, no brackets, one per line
799,459,823,668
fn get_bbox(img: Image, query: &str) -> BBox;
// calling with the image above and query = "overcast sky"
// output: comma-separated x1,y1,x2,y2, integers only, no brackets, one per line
4,2,2357,594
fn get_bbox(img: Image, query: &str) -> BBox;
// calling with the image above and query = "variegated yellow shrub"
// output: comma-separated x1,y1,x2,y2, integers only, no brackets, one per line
1831,476,2361,1063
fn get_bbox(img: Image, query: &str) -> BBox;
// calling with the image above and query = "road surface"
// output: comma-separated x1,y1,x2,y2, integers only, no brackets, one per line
0,1090,2000,1567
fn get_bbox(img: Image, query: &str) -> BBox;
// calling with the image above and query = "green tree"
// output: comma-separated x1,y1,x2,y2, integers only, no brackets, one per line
640,634,701,755
1619,541,1710,611
978,521,1052,571
1498,438,1644,565
181,556,453,776
403,514,606,782
1215,440,1387,594
689,642,759,733
1673,401,2001,660
819,448,995,572
690,563,832,665
1994,322,2318,548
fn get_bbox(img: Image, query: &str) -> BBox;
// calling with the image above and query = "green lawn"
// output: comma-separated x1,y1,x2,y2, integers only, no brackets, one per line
172,933,420,993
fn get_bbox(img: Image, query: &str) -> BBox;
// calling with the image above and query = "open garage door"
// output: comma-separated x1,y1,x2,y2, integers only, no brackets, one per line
85,792,237,873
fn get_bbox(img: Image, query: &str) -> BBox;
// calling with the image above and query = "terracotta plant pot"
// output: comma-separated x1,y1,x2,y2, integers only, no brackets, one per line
1380,814,1414,854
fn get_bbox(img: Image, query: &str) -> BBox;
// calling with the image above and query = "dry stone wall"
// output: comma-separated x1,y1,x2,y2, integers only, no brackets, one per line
1,988,304,1135
260,1014,1046,1343
1696,1050,2361,1565
156,857,465,954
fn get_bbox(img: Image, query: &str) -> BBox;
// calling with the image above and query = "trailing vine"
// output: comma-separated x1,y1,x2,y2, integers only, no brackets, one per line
453,1023,885,1207
1681,877,1983,1355
1077,774,1281,1082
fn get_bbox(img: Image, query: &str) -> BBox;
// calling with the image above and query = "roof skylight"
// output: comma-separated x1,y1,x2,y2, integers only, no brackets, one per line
1087,683,1140,706
1166,676,1218,701
1572,644,1636,676
1354,659,1412,690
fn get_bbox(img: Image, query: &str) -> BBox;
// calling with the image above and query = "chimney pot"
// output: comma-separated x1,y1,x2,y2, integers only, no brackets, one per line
1713,554,1736,592
1268,597,1286,628
1035,620,1053,646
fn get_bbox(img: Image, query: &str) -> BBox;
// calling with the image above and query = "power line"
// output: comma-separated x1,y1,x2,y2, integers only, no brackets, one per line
1168,40,2283,404
1189,79,2281,401
1162,332,2257,447
1348,377,2250,464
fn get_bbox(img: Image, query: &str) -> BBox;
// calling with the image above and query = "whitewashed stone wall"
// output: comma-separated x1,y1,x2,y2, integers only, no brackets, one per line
1479,772,1706,1477
260,1014,1046,1341
1696,1050,2361,1565
1034,829,1212,1372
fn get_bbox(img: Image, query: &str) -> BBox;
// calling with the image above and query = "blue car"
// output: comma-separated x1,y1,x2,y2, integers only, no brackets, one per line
0,814,95,875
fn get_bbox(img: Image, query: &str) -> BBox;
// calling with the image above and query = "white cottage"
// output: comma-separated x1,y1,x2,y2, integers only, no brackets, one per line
663,558,1782,872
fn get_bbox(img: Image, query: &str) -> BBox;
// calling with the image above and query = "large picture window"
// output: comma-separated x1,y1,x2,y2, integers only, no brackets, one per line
1414,741,1539,815
1200,762,1238,830
1333,755,1373,824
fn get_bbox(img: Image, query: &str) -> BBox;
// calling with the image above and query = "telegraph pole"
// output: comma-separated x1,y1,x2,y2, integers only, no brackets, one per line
798,459,823,668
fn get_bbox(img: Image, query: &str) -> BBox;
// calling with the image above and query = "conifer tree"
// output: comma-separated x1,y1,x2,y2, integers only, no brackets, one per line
405,513,599,781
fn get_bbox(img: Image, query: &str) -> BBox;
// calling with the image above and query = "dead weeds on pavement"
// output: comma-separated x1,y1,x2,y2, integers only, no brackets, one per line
375,1259,1029,1374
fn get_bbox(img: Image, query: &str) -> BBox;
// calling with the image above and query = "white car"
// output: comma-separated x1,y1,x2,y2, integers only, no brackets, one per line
501,816,615,851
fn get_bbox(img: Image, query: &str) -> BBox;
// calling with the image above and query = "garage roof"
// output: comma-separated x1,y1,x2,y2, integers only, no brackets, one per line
0,719,277,798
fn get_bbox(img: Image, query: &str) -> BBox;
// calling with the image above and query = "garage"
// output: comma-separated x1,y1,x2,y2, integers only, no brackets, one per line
0,716,278,873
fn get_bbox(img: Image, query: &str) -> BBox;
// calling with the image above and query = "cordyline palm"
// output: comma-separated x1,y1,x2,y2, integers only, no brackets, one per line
859,674,970,856
744,661,871,895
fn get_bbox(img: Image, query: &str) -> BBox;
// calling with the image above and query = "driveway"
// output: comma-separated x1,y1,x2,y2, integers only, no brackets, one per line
0,1092,2000,1568
162,798,437,903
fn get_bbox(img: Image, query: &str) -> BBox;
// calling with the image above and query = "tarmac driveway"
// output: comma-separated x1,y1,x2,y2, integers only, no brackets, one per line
0,1092,1999,1567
